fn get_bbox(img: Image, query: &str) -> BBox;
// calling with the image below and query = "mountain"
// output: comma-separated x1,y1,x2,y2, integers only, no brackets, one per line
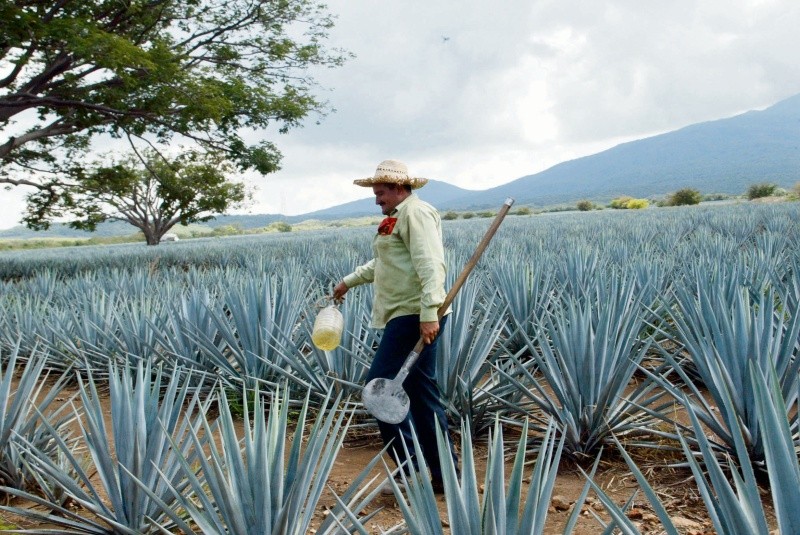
443,93,800,209
304,92,800,213
0,220,136,240
2,93,799,239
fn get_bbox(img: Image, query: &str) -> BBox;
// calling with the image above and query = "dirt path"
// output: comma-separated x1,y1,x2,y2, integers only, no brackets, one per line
312,432,718,534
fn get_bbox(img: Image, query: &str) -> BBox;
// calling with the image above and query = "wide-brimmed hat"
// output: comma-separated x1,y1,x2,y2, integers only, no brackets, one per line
353,160,428,189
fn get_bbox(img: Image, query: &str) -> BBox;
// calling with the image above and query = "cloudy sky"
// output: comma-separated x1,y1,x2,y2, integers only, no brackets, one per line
2,0,800,229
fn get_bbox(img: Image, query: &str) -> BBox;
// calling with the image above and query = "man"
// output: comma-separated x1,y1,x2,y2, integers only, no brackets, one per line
332,159,458,494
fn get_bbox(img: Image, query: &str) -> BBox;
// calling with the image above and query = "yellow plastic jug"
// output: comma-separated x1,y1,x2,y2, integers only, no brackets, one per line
312,302,344,351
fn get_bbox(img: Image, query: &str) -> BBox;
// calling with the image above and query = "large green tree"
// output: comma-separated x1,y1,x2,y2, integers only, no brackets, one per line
54,149,247,245
0,0,348,228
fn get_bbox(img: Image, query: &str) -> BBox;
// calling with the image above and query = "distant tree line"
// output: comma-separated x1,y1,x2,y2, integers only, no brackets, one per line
443,181,799,220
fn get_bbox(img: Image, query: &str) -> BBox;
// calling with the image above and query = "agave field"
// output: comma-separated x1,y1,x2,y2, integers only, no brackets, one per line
1,202,800,534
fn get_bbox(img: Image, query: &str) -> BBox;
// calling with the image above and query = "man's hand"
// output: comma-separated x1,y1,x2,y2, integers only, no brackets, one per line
420,321,440,345
332,281,349,301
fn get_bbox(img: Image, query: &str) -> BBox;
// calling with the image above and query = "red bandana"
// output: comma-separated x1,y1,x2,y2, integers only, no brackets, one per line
377,217,397,236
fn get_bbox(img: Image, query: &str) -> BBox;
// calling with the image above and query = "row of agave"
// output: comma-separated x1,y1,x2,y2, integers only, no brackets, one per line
0,201,799,533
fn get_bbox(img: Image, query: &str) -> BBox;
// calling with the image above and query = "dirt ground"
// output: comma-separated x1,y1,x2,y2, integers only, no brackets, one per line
311,430,720,535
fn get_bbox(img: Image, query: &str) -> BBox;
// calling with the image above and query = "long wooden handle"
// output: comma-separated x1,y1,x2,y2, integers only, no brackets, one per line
437,197,515,319
393,198,515,383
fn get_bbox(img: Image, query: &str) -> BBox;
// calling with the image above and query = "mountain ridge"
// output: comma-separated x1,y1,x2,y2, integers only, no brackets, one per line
300,92,800,215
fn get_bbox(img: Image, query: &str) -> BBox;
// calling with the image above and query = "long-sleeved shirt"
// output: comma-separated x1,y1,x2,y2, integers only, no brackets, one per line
343,194,449,328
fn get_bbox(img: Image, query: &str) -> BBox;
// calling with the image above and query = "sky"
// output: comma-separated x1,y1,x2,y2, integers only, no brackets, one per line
3,0,800,229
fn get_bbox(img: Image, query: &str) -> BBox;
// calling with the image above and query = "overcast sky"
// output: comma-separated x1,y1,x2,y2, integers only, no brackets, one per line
3,0,800,229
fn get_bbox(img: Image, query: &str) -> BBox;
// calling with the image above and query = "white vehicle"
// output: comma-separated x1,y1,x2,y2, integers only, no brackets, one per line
162,233,179,242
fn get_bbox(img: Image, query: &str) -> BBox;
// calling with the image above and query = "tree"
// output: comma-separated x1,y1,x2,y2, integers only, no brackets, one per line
747,182,778,200
625,198,649,209
667,188,702,206
610,196,648,209
267,221,292,232
576,200,593,211
49,149,247,245
610,196,633,209
0,0,348,228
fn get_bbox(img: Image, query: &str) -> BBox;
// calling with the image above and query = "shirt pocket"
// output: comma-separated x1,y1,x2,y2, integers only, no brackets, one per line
373,233,407,264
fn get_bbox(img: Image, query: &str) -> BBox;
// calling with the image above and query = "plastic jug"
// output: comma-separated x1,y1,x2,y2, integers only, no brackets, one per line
312,301,344,351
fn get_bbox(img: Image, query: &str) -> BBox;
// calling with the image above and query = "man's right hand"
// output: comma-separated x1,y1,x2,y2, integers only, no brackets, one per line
332,281,349,301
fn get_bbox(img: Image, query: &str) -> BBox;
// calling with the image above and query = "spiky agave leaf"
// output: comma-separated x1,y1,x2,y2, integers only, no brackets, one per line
663,281,800,461
435,274,508,436
1,360,208,534
201,272,311,392
268,286,377,398
0,293,57,359
577,438,681,535
489,258,555,355
155,383,380,535
389,417,564,534
676,394,770,534
0,342,76,491
156,287,219,373
749,362,800,534
581,334,797,534
501,274,663,457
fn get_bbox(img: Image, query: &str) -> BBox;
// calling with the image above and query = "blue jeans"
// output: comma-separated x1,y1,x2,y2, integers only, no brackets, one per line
366,314,458,481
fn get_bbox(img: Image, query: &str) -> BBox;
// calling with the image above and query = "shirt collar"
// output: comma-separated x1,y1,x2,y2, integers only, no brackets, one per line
390,193,416,215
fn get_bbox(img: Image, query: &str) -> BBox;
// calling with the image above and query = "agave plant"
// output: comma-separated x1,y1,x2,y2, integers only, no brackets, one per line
0,292,63,359
0,343,75,491
748,363,800,533
678,361,799,534
553,245,608,300
155,287,222,381
1,360,208,534
676,390,771,534
105,295,169,368
153,384,384,534
386,418,564,534
41,289,124,372
587,361,797,535
435,274,508,435
489,258,555,354
576,438,685,535
499,274,668,457
655,281,800,461
209,272,309,387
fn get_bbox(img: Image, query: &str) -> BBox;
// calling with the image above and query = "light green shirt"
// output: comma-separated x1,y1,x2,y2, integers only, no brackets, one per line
343,194,449,328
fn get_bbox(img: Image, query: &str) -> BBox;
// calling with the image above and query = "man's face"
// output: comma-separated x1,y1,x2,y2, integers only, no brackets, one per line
373,184,408,215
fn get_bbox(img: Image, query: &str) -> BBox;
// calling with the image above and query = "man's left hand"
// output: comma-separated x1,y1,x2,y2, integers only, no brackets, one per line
420,321,439,345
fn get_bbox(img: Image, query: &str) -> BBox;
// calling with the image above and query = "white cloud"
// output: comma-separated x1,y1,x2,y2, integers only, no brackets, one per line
267,0,800,199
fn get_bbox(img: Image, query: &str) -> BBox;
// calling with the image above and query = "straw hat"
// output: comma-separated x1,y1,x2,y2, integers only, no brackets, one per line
353,160,428,189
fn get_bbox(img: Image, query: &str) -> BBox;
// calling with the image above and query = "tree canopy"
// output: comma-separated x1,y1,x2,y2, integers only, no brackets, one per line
747,182,778,200
667,188,702,206
49,149,247,245
0,0,348,227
